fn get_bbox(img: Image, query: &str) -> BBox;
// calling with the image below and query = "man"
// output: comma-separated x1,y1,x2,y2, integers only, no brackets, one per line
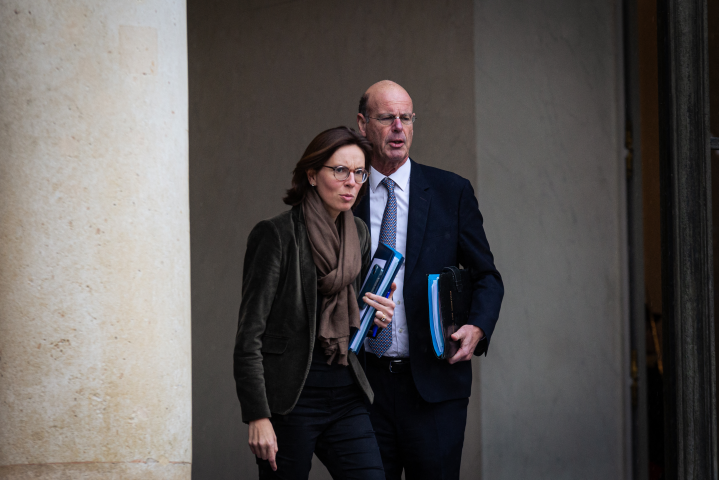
355,80,504,479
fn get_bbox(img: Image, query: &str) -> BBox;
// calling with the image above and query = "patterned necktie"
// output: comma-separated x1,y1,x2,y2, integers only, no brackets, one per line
369,177,396,357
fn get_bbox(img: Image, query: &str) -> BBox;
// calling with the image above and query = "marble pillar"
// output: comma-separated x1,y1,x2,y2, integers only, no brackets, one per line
0,1,191,479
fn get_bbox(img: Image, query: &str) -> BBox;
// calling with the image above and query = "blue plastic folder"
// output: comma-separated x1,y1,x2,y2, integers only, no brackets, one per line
349,243,404,354
427,274,444,357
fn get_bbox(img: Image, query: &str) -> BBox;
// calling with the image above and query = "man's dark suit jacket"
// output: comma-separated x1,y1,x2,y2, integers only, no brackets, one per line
355,159,504,403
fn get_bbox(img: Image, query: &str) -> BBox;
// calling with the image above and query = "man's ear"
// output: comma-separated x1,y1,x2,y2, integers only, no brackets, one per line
357,114,368,136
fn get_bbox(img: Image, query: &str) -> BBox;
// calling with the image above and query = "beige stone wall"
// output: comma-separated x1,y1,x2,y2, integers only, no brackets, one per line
0,463,191,480
0,1,191,478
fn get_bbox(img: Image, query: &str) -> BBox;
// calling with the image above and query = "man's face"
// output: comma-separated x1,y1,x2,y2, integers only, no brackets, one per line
360,87,414,165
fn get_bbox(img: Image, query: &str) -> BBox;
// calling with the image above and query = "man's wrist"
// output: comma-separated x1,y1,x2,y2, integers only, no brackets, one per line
470,324,485,340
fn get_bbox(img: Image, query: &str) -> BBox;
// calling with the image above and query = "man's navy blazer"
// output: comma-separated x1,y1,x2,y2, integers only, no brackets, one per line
355,159,504,403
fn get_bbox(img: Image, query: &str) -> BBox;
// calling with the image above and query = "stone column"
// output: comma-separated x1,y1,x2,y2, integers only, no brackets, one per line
0,2,191,479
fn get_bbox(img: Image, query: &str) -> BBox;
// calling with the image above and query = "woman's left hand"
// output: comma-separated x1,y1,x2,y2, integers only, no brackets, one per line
364,282,397,329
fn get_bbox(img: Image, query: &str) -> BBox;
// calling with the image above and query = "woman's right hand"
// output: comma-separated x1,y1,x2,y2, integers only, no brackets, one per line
248,418,278,471
365,282,397,329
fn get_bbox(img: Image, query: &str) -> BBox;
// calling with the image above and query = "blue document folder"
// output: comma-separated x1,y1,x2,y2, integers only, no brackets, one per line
428,274,444,357
349,243,404,354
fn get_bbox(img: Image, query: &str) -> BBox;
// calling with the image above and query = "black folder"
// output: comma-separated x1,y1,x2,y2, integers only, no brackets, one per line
428,266,477,360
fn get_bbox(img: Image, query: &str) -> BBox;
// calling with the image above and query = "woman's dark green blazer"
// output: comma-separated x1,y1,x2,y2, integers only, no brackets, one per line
233,205,372,423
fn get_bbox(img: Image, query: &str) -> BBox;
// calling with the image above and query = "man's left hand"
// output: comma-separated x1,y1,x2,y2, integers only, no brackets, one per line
448,325,485,364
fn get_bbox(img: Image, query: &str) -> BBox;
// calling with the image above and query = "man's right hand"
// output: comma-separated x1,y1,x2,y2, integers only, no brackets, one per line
248,418,278,471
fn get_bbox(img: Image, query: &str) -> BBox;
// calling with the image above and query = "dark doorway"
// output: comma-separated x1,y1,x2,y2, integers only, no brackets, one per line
624,0,664,477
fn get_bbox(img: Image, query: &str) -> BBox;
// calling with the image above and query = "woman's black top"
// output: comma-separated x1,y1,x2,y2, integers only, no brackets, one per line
304,293,355,387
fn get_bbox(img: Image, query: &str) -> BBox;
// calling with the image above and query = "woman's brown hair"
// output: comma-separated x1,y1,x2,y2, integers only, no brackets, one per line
283,126,373,207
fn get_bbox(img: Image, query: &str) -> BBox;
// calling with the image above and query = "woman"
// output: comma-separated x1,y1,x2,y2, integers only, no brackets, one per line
233,126,395,479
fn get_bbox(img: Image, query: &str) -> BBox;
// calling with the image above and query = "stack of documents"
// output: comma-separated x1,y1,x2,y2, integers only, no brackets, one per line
349,243,404,354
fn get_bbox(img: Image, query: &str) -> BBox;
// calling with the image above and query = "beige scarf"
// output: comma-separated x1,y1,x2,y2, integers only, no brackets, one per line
302,188,361,365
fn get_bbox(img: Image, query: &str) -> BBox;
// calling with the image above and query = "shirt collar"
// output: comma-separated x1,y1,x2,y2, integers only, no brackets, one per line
369,158,411,193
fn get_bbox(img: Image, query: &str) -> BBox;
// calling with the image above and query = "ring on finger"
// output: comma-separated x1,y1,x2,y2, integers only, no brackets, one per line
379,312,386,322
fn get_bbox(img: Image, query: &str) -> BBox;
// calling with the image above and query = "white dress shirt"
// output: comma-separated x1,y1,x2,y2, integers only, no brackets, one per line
365,159,411,358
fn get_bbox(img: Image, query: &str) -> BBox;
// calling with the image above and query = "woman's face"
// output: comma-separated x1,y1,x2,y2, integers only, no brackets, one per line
307,144,366,220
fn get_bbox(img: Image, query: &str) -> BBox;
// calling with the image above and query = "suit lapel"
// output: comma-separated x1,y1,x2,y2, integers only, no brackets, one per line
295,207,317,341
404,160,431,281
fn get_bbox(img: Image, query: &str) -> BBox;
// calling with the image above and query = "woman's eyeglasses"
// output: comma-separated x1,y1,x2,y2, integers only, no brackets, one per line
322,165,369,183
